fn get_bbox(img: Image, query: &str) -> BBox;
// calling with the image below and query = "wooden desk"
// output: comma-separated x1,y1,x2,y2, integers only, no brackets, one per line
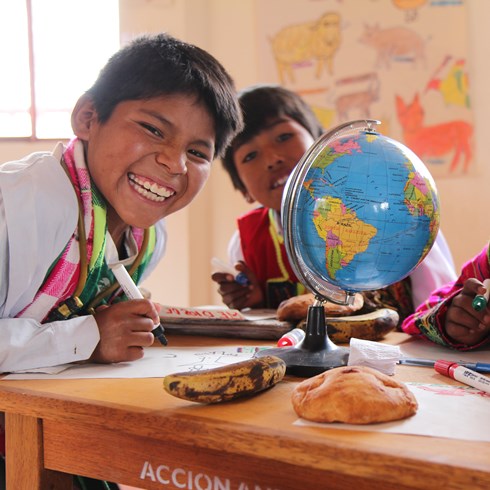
0,332,489,490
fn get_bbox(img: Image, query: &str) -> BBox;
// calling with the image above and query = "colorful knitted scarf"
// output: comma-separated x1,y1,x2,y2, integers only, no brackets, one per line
16,138,156,322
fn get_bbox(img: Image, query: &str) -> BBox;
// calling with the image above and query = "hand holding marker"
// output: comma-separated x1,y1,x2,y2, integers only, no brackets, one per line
111,263,168,346
472,278,490,311
211,257,250,286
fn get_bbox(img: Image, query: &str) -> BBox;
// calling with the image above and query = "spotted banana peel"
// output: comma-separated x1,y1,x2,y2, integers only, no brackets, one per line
163,355,286,404
296,307,399,343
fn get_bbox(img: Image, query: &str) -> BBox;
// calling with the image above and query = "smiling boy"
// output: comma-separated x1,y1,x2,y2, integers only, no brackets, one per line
0,33,242,373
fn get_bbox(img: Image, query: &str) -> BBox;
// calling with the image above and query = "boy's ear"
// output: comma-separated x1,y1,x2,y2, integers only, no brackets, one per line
241,191,255,204
71,94,98,140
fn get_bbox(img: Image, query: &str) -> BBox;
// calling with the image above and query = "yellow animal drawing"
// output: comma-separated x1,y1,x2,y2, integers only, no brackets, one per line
311,105,335,129
270,12,341,84
426,56,470,108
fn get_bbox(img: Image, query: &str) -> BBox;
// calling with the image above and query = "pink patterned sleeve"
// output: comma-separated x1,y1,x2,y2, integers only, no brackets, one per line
401,243,490,350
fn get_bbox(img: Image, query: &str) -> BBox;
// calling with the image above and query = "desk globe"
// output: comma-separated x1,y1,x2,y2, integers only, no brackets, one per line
257,120,440,377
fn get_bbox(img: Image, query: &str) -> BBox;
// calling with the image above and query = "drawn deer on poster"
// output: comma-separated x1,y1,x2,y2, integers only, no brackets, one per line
334,73,379,122
395,93,473,173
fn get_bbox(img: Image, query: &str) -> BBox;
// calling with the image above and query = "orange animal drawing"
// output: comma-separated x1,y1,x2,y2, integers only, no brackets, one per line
395,94,473,173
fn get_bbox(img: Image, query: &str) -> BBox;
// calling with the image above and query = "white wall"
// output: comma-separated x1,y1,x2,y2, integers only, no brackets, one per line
2,0,489,308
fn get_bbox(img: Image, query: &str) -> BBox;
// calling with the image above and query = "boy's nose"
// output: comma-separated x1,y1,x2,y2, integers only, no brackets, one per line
265,149,284,170
156,149,187,175
267,156,284,170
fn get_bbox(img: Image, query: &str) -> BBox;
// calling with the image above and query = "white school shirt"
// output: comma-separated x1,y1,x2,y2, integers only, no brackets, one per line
228,209,457,307
0,145,166,372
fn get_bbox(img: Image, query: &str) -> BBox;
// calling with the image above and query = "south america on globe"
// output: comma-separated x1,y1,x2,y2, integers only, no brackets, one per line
285,121,439,296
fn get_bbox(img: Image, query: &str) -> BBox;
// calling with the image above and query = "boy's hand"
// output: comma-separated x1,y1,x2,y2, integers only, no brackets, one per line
444,278,490,346
90,300,159,363
211,261,263,310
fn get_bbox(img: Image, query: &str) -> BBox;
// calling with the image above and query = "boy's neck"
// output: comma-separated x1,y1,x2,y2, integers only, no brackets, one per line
106,208,129,256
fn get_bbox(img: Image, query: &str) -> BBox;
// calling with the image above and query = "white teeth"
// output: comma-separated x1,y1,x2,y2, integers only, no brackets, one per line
128,173,175,202
272,175,288,189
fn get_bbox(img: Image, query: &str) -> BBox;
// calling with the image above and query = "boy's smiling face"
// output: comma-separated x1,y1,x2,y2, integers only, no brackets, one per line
233,117,315,212
72,94,215,240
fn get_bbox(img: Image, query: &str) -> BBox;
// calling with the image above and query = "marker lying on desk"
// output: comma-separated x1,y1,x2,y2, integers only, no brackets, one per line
434,360,490,394
277,328,305,347
471,278,490,311
211,257,250,286
111,263,168,346
398,358,490,373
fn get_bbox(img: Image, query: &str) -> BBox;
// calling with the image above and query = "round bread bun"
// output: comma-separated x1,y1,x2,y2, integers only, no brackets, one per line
277,292,363,321
291,365,418,424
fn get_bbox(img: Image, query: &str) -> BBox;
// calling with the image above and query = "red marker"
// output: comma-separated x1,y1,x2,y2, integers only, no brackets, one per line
277,328,305,347
434,360,490,394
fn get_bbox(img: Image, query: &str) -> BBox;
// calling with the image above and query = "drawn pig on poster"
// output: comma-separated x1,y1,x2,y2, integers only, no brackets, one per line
359,24,426,69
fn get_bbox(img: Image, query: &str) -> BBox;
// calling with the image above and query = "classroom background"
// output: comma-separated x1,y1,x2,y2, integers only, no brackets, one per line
0,0,488,309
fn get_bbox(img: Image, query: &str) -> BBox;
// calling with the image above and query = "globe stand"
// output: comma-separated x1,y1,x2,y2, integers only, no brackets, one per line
254,118,438,377
256,301,349,377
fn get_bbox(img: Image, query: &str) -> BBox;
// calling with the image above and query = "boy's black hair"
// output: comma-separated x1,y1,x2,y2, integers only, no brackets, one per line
85,32,242,158
221,84,324,193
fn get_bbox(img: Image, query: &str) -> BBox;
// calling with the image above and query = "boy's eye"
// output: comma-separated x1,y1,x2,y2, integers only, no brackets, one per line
140,122,163,138
277,132,293,143
188,148,211,163
242,150,258,163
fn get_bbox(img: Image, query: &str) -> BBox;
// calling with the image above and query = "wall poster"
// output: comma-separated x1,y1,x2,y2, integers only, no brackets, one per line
258,0,473,178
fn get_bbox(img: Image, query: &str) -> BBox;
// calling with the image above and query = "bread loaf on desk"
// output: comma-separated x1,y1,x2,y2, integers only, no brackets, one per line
276,292,364,321
291,365,418,424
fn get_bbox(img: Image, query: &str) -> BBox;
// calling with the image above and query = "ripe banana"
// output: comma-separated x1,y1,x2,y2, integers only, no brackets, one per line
327,308,399,343
296,308,399,343
163,355,286,404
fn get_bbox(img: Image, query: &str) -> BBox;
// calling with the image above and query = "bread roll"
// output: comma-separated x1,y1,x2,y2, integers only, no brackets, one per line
277,292,363,321
291,365,418,424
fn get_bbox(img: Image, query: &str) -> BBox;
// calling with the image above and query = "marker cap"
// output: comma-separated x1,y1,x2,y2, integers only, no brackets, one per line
235,272,250,287
434,359,456,377
472,296,487,312
277,328,305,347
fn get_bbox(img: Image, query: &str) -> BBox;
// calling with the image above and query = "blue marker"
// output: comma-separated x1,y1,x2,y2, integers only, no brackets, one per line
211,257,250,286
399,358,490,374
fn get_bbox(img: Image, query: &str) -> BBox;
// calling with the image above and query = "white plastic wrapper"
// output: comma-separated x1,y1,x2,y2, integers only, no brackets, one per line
347,337,401,376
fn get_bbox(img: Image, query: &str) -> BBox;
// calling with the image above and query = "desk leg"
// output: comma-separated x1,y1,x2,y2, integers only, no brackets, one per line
5,413,72,490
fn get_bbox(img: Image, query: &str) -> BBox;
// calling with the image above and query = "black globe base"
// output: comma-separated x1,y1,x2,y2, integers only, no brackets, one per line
256,304,349,377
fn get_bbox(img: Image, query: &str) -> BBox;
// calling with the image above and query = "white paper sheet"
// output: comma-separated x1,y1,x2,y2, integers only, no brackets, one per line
5,336,490,379
294,383,490,442
2,346,266,380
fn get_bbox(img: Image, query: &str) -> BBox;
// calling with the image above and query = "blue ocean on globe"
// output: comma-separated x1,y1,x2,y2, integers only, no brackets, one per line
291,129,439,292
